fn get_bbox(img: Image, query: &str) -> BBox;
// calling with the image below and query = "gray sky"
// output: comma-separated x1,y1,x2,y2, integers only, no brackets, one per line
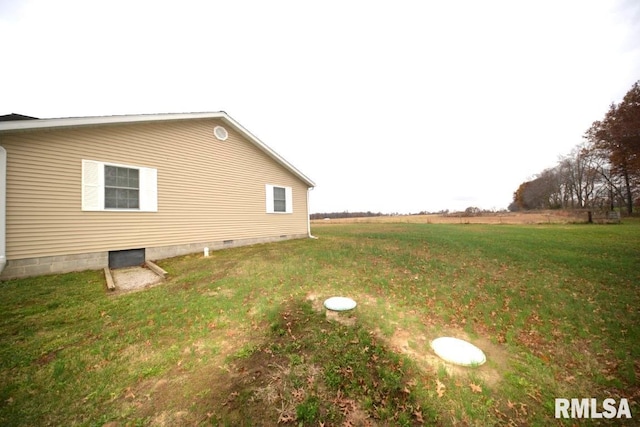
2,0,639,213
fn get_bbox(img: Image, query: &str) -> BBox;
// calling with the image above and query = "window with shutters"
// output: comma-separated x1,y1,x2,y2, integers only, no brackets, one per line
82,160,157,212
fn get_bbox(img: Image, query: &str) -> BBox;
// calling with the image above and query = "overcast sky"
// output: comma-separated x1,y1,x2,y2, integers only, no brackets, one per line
2,0,639,213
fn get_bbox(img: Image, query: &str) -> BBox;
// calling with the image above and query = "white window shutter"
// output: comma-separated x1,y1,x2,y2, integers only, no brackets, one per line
139,167,158,212
82,160,103,211
285,186,293,213
265,184,274,213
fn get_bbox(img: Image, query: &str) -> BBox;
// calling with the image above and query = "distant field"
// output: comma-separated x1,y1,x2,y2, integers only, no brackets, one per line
312,210,590,225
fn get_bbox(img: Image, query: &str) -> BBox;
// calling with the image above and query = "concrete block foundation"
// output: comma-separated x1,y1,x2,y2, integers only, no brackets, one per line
0,234,308,280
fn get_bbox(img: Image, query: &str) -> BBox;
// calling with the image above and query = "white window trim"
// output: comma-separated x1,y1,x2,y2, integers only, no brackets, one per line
265,184,293,214
82,160,158,212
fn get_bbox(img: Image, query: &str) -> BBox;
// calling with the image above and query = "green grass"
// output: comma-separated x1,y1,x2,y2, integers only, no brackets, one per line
1,221,639,425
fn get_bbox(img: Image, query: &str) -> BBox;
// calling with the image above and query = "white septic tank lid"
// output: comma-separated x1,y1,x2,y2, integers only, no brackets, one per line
324,296,357,311
430,337,486,366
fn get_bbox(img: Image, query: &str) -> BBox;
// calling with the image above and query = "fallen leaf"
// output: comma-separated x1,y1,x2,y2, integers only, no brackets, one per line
469,382,482,393
436,379,446,398
519,403,528,415
278,413,295,423
292,388,304,402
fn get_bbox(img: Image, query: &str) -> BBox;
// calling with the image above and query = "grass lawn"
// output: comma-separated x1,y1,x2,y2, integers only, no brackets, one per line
1,221,639,426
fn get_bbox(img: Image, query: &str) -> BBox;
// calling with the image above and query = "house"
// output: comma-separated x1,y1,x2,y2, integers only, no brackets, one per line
0,112,315,279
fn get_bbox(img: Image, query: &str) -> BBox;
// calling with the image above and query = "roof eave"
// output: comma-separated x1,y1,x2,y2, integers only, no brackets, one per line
0,112,228,133
0,111,316,188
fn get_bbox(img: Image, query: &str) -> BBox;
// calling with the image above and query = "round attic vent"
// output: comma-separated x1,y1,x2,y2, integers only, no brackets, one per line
214,126,228,141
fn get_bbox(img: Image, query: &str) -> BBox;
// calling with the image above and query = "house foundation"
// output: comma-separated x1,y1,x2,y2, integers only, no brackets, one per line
0,234,308,279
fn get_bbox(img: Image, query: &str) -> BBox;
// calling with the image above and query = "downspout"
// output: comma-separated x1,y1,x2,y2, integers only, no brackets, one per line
307,187,317,239
0,146,6,274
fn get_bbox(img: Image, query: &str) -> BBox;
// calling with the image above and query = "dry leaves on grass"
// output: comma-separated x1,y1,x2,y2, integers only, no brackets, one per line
436,379,446,398
469,382,482,393
291,388,305,402
414,405,424,423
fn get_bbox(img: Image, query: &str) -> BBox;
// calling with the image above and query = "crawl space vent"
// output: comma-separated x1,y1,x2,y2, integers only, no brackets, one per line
214,125,228,141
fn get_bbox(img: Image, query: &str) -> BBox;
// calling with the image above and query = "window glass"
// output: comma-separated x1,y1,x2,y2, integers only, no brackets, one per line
105,165,140,209
273,186,286,212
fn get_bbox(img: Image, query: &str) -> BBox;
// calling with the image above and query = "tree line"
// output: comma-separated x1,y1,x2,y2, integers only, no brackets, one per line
511,81,640,214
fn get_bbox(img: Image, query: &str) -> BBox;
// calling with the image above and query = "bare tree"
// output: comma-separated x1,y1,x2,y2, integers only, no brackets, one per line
585,81,640,214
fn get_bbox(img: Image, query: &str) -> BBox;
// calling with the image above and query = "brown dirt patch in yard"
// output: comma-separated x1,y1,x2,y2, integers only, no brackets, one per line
122,334,251,426
305,291,507,385
116,294,506,425
388,326,507,387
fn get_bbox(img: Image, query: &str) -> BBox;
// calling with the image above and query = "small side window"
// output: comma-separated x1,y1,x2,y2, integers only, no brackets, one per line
273,186,286,212
265,184,292,214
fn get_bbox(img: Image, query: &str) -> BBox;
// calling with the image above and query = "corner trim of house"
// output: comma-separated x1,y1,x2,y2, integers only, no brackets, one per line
0,146,6,274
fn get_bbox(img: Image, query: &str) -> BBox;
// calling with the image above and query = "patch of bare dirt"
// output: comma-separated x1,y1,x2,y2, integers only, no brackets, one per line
109,294,507,426
114,333,250,427
306,291,508,386
387,326,508,387
306,293,508,386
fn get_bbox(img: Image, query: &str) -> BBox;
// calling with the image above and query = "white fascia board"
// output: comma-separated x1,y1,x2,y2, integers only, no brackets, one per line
0,112,227,132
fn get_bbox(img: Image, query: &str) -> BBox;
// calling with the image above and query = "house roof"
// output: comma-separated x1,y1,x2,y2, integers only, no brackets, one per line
0,111,315,187
0,113,39,121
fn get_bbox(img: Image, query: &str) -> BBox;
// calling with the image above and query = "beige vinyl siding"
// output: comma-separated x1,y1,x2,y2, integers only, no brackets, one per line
1,119,310,259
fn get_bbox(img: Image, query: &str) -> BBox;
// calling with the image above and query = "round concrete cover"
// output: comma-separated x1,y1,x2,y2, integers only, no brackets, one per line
324,296,357,311
430,337,486,366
